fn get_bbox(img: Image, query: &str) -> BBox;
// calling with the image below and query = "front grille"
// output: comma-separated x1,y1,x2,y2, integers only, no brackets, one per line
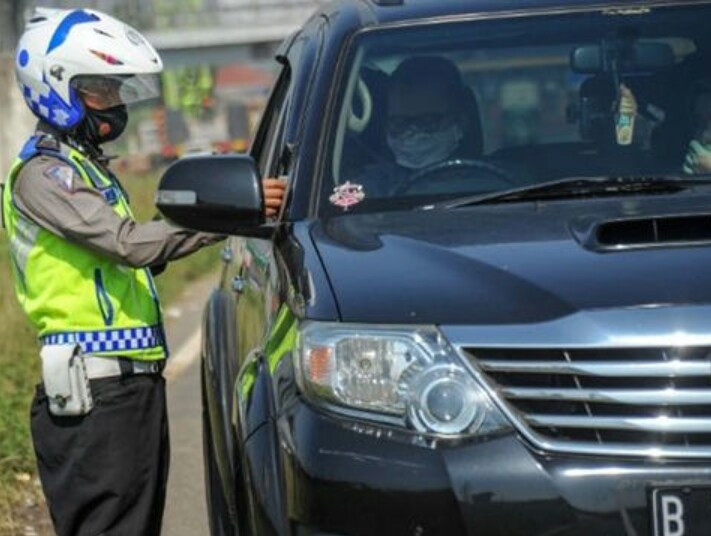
463,346,711,457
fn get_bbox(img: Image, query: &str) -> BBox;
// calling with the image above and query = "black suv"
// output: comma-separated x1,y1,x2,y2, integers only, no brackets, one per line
157,0,711,534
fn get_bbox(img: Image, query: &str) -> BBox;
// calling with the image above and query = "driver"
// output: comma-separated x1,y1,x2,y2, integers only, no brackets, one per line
682,78,711,174
350,56,478,196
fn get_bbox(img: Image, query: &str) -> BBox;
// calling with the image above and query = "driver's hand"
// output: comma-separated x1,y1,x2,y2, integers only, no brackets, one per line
262,178,286,217
683,140,711,175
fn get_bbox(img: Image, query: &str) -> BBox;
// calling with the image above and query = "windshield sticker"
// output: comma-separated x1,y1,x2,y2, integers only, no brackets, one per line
329,182,365,210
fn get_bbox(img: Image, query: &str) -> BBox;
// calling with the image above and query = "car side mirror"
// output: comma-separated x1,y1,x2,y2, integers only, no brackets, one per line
156,154,271,237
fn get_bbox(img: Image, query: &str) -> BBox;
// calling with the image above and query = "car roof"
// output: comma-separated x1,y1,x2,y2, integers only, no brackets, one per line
313,0,711,32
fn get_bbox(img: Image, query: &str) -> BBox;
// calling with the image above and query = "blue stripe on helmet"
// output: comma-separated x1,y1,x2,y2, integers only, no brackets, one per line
46,10,99,54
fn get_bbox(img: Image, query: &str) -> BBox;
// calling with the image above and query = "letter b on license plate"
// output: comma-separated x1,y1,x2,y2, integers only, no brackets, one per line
652,487,711,535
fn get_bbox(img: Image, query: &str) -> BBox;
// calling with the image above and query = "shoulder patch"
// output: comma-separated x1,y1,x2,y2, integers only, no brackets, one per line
44,164,76,193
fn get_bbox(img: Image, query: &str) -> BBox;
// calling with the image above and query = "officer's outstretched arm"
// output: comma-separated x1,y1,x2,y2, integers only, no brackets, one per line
13,158,223,268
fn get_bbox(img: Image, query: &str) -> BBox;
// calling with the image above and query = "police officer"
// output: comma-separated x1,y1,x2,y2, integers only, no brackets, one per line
4,8,283,535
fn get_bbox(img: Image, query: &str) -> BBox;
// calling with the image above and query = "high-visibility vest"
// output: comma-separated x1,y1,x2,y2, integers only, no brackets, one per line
2,135,167,360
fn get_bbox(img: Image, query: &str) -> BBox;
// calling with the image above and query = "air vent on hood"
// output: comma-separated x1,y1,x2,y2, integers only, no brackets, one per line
596,214,711,249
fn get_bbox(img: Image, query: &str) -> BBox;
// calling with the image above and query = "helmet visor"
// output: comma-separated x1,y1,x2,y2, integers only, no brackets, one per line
72,73,161,110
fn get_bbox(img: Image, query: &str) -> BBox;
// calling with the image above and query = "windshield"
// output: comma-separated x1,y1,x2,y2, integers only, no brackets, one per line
320,3,711,214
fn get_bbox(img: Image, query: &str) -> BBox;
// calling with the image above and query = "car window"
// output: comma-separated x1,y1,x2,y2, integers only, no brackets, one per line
252,65,292,178
321,3,711,214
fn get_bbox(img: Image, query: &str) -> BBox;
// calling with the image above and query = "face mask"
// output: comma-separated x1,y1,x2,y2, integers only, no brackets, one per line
387,121,462,170
77,105,128,146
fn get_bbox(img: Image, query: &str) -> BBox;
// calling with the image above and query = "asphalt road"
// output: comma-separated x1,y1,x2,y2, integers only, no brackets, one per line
162,357,210,536
161,275,218,536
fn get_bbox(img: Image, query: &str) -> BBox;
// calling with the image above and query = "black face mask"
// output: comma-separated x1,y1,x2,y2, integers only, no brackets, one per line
76,105,128,146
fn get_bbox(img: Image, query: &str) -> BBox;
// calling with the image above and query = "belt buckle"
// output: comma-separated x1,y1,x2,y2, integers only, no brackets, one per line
118,358,165,377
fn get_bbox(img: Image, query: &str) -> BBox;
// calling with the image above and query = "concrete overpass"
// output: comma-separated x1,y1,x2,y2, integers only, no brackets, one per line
144,1,325,66
0,0,326,176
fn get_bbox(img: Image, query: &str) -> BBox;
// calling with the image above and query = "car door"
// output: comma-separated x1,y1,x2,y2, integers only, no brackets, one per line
232,57,294,390
228,30,314,438
226,32,325,535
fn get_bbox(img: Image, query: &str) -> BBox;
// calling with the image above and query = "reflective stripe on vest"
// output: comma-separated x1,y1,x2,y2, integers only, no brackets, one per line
42,325,164,354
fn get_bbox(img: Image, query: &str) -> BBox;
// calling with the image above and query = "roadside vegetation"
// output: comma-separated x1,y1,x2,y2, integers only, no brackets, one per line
0,167,219,533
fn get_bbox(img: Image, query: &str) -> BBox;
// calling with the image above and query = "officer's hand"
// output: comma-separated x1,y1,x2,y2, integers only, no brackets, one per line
263,178,286,218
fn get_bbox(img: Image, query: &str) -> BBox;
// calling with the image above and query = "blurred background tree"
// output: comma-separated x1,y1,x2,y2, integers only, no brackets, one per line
0,0,26,52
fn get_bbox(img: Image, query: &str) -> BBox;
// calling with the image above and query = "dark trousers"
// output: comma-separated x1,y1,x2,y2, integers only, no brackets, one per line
31,374,170,536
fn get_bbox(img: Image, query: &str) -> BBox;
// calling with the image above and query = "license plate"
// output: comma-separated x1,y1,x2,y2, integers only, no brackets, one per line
652,487,711,536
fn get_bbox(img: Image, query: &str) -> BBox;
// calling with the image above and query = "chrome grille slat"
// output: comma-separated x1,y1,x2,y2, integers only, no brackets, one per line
501,387,711,405
462,345,711,458
563,350,602,444
527,414,711,433
479,360,711,377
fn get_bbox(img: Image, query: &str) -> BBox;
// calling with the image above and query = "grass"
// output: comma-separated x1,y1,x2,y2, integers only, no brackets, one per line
0,166,219,533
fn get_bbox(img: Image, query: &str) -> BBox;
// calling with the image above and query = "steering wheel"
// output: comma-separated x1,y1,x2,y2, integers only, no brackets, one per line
393,158,516,195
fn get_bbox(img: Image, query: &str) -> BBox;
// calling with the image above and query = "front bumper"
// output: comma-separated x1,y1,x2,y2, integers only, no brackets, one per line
267,399,711,536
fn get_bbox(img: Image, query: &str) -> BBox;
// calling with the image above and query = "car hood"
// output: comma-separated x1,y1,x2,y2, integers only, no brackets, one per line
310,193,711,325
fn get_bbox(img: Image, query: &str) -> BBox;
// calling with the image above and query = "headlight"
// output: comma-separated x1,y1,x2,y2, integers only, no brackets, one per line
295,322,509,437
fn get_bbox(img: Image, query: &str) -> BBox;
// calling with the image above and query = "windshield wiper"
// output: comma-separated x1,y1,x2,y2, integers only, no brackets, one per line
433,175,711,210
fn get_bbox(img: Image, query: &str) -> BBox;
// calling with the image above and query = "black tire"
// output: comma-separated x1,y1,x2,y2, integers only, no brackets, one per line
202,363,237,536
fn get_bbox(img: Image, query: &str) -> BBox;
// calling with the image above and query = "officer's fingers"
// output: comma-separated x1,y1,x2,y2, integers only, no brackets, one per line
264,196,282,216
264,187,285,204
264,193,283,207
262,179,286,217
263,182,286,195
263,191,284,218
262,178,286,191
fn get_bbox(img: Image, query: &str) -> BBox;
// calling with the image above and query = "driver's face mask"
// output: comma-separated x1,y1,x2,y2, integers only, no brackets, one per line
387,114,463,169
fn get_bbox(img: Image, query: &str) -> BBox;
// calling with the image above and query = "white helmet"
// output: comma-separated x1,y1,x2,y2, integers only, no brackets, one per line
15,7,163,130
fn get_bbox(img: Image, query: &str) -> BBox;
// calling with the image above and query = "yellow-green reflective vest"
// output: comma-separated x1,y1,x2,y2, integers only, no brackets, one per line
2,135,166,361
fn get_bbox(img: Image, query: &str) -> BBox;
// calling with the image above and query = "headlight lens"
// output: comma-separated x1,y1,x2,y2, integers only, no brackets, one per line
408,364,484,435
295,323,509,437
